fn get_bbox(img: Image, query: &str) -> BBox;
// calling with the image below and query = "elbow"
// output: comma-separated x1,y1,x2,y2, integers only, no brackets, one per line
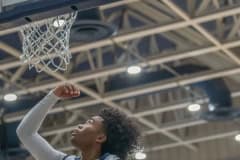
16,125,24,139
16,126,31,143
16,124,30,141
16,123,36,142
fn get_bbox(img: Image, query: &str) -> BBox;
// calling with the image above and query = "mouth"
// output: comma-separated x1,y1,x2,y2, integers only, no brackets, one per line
71,128,82,136
71,132,76,135
71,130,78,136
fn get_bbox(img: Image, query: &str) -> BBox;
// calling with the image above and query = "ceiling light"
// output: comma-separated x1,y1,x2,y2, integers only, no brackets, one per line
4,93,17,102
53,19,65,27
208,103,215,111
188,103,201,112
127,65,141,74
135,152,146,160
235,134,240,142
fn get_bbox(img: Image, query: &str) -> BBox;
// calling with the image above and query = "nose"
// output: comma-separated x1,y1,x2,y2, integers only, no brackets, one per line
72,125,82,133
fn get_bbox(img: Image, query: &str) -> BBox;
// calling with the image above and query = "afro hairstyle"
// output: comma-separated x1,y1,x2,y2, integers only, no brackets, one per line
98,108,140,160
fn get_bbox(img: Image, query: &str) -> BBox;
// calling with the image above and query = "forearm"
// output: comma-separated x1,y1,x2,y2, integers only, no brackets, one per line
20,134,66,160
16,90,60,137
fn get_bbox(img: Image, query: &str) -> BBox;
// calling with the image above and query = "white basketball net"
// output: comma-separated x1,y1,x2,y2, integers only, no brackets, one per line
20,12,77,72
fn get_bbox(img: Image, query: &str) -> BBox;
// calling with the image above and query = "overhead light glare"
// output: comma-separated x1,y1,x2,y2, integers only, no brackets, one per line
188,103,201,112
135,152,146,160
53,19,66,27
127,65,141,74
4,93,17,102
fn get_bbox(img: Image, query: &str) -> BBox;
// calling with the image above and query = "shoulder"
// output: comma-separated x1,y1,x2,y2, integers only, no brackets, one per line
62,155,81,160
62,153,120,160
101,153,120,160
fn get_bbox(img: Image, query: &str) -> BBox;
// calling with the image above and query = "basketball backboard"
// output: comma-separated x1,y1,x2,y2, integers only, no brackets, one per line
1,0,30,8
0,0,119,30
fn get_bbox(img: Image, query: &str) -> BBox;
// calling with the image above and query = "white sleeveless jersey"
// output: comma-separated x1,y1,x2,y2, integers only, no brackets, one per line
63,153,120,160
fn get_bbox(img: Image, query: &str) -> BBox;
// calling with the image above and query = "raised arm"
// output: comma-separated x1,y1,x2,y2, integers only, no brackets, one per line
16,84,80,160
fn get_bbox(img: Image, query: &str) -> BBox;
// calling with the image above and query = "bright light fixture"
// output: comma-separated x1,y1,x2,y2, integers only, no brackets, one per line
53,19,65,27
4,93,17,102
188,103,201,112
208,104,215,111
135,152,146,160
127,65,141,74
235,134,240,142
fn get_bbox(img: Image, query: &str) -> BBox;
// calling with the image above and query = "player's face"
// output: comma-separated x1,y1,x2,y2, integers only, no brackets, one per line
70,116,106,149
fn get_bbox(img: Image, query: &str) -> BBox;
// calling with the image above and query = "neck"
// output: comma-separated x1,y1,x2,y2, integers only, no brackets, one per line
81,146,101,160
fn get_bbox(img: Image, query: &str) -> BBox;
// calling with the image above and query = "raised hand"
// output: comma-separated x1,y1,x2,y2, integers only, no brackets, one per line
53,83,80,98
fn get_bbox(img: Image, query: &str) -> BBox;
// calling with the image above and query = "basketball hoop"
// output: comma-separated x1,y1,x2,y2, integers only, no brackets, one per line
20,12,77,72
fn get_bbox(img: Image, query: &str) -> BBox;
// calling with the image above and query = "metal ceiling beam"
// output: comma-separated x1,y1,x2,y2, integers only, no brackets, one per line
147,130,239,152
0,4,240,80
0,72,30,93
1,39,240,96
1,0,28,7
129,2,173,23
187,0,196,15
38,4,240,52
100,0,141,10
3,65,27,89
144,118,206,136
136,117,196,150
57,130,239,152
80,67,240,101
227,15,240,40
70,4,240,52
161,0,240,64
4,65,240,124
133,98,208,118
0,3,239,47
195,0,211,15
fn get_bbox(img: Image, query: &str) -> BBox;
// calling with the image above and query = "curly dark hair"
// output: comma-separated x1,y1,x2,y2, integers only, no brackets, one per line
98,108,140,160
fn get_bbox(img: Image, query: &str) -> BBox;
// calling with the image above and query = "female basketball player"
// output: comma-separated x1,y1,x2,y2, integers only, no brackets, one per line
17,83,140,160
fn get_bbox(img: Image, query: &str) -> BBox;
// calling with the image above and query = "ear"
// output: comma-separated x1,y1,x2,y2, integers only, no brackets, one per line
96,134,107,144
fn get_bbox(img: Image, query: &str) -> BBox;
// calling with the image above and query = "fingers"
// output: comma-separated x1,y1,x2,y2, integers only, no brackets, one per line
63,84,73,94
68,84,74,94
63,85,70,94
70,84,80,95
64,83,80,97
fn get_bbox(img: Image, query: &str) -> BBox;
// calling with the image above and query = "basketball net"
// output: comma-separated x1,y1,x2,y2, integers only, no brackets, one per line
20,12,77,72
